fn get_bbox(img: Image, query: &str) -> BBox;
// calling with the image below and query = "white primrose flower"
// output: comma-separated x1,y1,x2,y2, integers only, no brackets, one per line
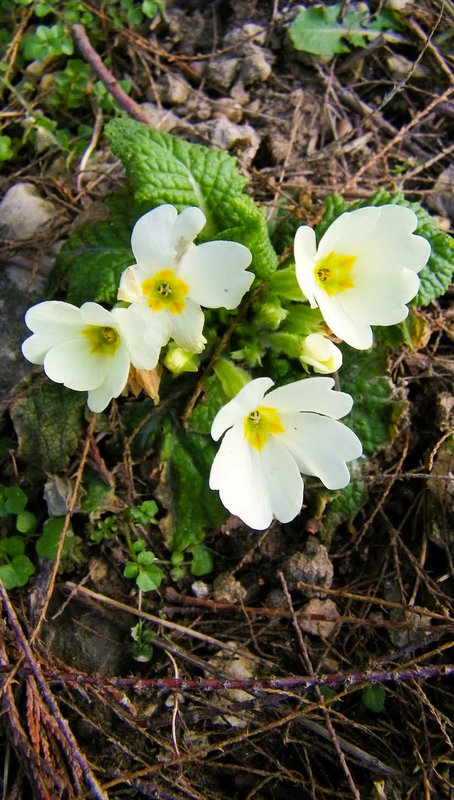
209,377,362,530
294,205,431,350
300,332,343,374
118,204,254,354
21,300,161,412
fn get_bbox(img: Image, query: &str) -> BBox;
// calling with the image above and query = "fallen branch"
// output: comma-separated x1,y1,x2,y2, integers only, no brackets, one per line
72,23,151,124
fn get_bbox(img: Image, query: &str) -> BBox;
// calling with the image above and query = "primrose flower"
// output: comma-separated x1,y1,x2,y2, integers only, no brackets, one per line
300,332,342,374
294,205,431,350
118,204,254,354
209,377,362,530
21,301,161,412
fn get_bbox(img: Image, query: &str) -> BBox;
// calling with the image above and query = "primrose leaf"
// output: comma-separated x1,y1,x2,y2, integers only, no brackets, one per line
105,118,277,280
10,374,86,476
362,684,386,713
289,4,398,57
321,481,367,540
340,346,408,454
156,422,227,553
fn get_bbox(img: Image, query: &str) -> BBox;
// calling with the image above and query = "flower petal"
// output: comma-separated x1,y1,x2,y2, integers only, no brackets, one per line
22,301,85,363
211,377,274,441
279,412,362,489
43,338,112,391
315,291,374,350
179,241,253,309
209,423,273,530
80,302,118,327
86,347,131,412
265,377,353,419
168,299,206,352
112,306,165,369
294,226,317,306
117,265,144,303
260,437,304,524
131,205,206,273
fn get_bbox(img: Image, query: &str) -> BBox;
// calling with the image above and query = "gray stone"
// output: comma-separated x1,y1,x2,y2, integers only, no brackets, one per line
0,182,55,240
427,165,454,219
207,56,238,91
0,266,46,403
299,598,340,638
240,44,274,85
282,540,334,597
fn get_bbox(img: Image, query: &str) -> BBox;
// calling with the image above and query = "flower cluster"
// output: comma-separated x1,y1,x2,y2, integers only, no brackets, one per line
22,202,430,529
22,205,254,412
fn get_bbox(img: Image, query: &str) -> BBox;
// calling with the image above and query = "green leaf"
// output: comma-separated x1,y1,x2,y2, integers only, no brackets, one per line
189,543,213,576
105,119,278,280
289,4,398,57
321,481,367,539
213,359,250,400
124,561,139,579
362,684,386,713
4,485,28,515
0,555,34,589
136,563,163,592
136,550,156,567
318,190,453,305
16,511,37,534
0,536,25,557
156,422,227,553
48,193,144,305
340,346,407,455
10,374,86,476
36,517,72,560
0,135,14,161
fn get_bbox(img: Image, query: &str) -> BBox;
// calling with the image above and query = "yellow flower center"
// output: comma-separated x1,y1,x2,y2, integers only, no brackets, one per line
82,325,121,356
314,251,356,295
244,406,285,451
142,269,189,314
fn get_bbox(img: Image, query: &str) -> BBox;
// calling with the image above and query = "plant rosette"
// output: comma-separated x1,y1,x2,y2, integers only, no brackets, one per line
117,204,254,354
294,205,431,349
21,301,160,412
209,376,363,530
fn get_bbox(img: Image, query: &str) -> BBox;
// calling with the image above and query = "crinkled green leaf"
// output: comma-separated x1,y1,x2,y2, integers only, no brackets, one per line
188,375,228,434
319,189,453,305
105,118,277,280
340,347,407,454
10,374,86,476
321,481,367,540
289,4,399,57
156,422,227,553
48,193,147,305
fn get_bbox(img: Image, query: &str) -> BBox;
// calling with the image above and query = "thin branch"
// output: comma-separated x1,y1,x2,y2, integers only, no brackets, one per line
72,23,151,124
